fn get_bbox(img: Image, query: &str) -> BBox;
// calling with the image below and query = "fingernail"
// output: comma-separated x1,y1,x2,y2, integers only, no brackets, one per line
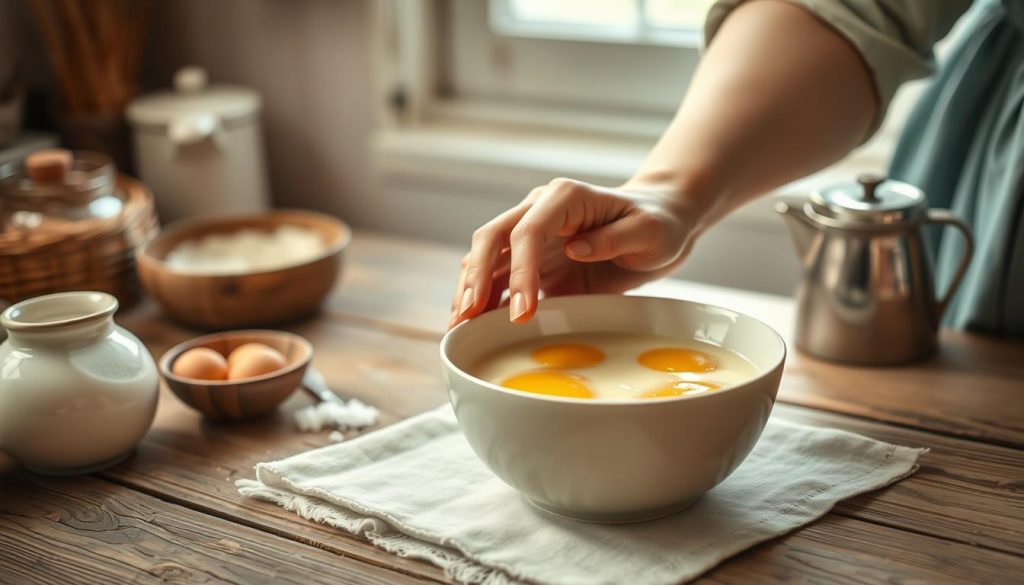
566,240,592,258
459,288,475,315
510,292,527,322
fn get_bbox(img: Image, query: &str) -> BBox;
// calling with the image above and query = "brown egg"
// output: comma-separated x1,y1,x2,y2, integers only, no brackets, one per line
227,342,275,369
228,345,287,380
172,347,229,380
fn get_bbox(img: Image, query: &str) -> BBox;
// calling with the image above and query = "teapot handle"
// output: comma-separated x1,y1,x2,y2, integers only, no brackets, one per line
925,209,974,318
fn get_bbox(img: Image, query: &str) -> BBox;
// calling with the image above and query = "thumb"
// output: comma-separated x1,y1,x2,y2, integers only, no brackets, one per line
564,212,663,264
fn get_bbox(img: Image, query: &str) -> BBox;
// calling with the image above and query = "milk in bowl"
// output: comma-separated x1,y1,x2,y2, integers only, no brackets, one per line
472,332,759,401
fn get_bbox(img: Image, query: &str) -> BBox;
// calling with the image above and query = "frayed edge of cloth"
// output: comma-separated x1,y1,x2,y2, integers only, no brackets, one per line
236,479,517,585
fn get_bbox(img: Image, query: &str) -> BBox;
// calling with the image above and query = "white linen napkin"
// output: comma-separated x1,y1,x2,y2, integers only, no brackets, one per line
238,406,925,585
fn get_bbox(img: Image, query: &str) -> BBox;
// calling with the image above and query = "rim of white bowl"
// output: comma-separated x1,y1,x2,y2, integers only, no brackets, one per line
439,294,788,406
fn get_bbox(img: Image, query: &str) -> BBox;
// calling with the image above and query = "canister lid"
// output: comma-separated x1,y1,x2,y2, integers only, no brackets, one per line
126,66,261,129
810,174,925,226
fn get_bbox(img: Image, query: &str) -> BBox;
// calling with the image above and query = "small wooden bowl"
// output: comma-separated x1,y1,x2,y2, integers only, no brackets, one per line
159,330,313,420
137,209,351,329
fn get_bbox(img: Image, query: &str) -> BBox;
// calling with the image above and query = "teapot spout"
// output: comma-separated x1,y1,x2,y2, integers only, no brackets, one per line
775,198,818,262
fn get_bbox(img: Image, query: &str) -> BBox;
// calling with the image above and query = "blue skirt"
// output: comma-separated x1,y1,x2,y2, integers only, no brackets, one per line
889,0,1024,337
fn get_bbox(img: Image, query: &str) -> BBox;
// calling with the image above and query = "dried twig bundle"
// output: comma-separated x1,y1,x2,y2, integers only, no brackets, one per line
29,0,151,114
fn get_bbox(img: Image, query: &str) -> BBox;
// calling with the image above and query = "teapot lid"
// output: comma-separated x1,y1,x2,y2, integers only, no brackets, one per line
810,174,925,226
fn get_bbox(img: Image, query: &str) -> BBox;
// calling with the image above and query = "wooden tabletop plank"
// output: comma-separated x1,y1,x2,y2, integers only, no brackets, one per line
100,402,1024,585
775,404,1024,556
107,311,452,583
106,308,1024,563
83,448,1024,585
697,514,1023,585
329,232,1024,448
101,442,449,584
330,233,462,337
0,474,435,585
101,434,1024,585
11,229,1006,585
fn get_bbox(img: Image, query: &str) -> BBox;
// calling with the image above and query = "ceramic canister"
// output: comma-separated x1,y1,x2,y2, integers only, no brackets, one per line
0,291,159,474
126,66,270,223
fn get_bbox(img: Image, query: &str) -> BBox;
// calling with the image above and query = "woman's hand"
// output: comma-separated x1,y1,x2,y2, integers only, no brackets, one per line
448,178,701,328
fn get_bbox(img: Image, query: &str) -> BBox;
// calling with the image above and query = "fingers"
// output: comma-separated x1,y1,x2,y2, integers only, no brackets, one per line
466,206,527,310
448,254,471,329
449,203,526,328
448,256,511,329
507,179,590,323
563,211,661,264
485,267,510,312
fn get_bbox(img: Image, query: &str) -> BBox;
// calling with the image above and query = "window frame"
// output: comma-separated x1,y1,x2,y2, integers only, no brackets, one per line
379,1,705,135
487,0,705,48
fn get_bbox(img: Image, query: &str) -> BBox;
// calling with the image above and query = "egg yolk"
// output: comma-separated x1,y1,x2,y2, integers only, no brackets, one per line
638,347,717,373
641,380,720,399
501,371,594,399
530,343,605,369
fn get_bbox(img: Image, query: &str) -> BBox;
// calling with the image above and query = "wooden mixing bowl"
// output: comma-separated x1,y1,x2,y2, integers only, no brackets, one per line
137,209,350,329
159,330,313,420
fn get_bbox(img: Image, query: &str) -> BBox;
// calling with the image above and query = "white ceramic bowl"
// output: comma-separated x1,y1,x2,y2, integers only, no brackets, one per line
440,294,786,523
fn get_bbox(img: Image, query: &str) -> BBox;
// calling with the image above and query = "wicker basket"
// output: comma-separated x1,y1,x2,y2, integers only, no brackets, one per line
0,174,159,308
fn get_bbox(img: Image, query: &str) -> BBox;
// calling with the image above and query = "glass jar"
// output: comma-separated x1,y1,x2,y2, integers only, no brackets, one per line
0,150,123,232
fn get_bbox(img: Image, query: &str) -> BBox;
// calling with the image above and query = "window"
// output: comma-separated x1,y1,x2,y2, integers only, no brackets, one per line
439,0,706,124
386,0,930,144
377,2,717,136
491,0,715,46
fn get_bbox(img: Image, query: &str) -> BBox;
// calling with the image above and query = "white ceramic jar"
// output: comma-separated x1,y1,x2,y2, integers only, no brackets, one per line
127,66,270,223
0,291,159,475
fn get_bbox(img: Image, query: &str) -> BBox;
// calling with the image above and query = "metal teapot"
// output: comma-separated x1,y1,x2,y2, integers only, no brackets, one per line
776,174,973,365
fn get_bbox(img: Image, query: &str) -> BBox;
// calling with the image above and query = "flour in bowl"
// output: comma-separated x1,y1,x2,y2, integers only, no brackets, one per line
165,226,326,274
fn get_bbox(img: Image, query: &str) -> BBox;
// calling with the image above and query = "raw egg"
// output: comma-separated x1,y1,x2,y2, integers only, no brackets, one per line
227,344,287,380
638,347,717,373
641,380,720,399
173,347,229,380
531,343,605,368
474,332,755,401
501,370,594,399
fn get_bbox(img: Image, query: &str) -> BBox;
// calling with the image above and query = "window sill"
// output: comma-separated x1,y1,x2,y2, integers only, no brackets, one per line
372,117,895,230
373,122,651,191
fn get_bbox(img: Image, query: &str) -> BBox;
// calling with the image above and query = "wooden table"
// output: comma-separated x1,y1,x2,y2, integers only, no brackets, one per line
3,232,1023,584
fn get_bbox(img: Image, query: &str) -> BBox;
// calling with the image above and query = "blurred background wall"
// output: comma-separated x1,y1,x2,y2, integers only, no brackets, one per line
3,0,940,295
1,0,377,220
141,0,377,221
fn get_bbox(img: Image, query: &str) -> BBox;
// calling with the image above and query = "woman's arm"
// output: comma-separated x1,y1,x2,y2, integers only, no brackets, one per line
628,0,877,229
451,0,882,326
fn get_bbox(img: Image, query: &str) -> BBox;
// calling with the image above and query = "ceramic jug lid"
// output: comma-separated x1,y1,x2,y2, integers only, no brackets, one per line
126,66,261,130
810,174,926,226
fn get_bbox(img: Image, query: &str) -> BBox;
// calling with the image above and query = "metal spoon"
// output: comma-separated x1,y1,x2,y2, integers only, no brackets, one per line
301,366,346,405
